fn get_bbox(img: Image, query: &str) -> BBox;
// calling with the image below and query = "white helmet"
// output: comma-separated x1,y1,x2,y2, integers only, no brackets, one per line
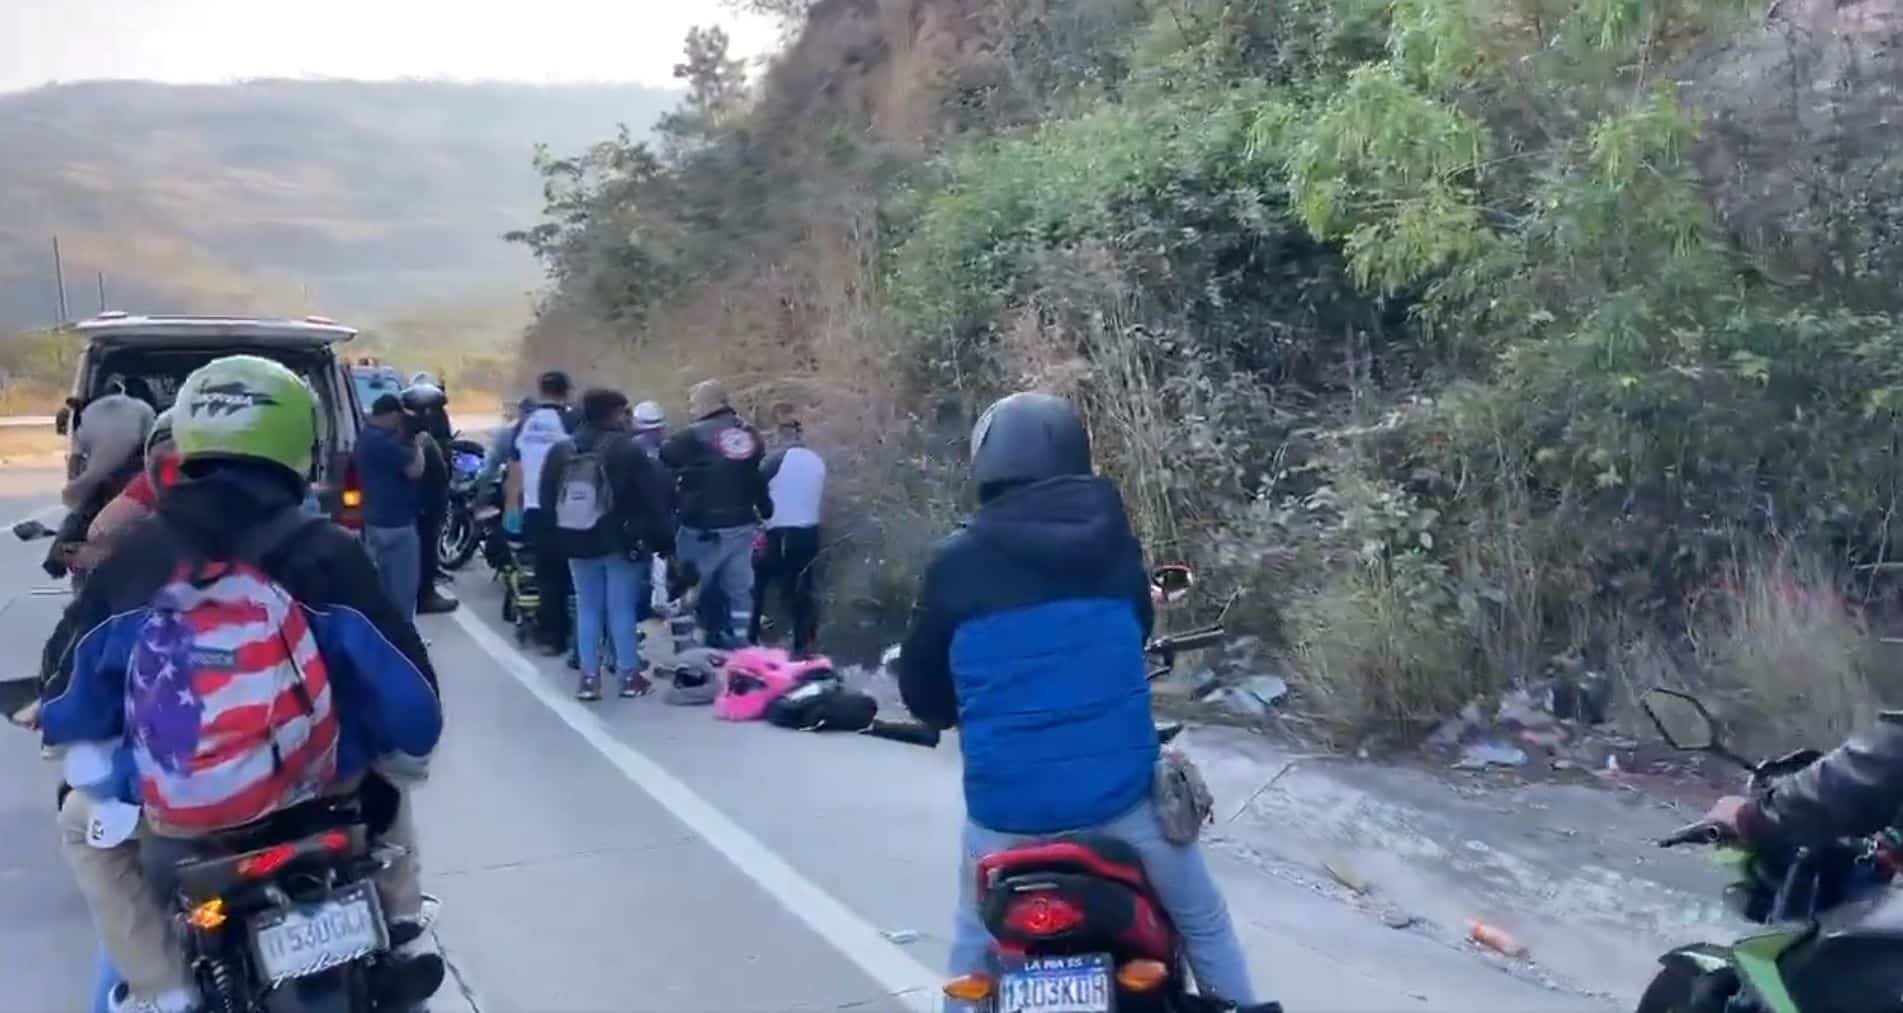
633,400,667,429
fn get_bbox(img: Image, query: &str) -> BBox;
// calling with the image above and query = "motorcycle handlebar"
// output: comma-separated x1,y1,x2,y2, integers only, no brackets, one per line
1657,820,1733,849
1149,626,1226,656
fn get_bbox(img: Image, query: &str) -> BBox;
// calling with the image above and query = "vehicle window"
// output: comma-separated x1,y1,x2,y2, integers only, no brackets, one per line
352,369,399,412
88,349,343,455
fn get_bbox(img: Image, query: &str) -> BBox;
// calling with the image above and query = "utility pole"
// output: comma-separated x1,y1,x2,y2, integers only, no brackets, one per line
51,236,69,325
97,272,107,313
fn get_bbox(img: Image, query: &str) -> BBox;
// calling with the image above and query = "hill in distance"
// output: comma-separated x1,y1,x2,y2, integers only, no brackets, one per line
0,79,677,333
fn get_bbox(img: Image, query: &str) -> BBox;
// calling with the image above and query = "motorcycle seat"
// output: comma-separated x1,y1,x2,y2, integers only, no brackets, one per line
977,832,1153,897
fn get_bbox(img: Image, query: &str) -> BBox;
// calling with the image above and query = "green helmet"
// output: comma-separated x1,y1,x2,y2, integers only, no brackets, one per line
172,355,318,478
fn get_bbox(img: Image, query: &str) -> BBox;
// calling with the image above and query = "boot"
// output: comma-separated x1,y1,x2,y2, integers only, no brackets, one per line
374,919,447,1009
417,588,460,615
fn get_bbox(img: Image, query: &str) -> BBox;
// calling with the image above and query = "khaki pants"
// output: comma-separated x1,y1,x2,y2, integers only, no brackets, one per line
58,789,424,1001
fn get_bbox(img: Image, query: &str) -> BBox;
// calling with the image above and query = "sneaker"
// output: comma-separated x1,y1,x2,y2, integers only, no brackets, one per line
620,672,652,698
577,673,602,701
417,591,460,615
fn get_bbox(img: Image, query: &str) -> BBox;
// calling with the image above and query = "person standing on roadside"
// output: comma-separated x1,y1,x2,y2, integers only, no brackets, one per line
751,409,825,655
357,394,427,622
660,379,771,648
539,389,676,700
402,380,459,615
514,371,580,654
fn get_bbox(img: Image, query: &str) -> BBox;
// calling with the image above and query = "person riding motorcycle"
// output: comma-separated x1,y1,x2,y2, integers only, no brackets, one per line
401,380,459,615
896,391,1259,1008
38,356,445,1013
1705,713,1903,860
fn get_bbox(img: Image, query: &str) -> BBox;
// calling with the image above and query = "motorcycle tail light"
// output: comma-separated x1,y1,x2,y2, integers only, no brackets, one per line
1116,959,1168,992
1003,893,1085,936
186,898,227,930
943,974,993,1002
237,844,298,880
318,830,351,854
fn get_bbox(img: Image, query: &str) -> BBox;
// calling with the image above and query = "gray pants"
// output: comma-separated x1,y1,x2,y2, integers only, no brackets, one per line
365,524,421,624
675,525,756,647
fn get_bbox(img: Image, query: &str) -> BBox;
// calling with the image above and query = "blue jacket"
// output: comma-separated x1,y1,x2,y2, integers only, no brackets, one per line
898,476,1156,835
40,465,442,795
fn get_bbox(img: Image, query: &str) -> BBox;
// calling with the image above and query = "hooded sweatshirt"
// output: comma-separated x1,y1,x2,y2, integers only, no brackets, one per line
897,475,1156,834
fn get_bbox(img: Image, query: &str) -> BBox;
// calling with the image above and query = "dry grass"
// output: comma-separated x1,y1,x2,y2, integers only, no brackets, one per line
1690,548,1882,754
0,426,71,466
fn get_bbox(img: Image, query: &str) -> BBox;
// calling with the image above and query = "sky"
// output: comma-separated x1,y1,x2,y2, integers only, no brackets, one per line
0,0,781,94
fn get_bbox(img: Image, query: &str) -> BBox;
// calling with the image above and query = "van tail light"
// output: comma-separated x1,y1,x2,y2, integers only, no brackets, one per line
338,457,364,530
1003,893,1085,936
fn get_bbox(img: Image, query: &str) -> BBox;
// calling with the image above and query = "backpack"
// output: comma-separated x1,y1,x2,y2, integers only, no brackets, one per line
125,508,339,833
555,444,613,532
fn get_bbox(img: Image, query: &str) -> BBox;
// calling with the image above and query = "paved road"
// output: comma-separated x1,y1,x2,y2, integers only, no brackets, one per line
0,470,1610,1012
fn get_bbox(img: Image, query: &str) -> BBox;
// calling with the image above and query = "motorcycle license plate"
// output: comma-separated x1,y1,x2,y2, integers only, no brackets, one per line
249,882,387,983
998,954,1113,1013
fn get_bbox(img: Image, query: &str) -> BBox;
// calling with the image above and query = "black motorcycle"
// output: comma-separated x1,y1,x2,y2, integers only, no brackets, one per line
437,438,487,572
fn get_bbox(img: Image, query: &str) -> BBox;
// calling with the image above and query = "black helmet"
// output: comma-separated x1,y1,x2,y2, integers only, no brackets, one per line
970,392,1092,490
400,382,446,414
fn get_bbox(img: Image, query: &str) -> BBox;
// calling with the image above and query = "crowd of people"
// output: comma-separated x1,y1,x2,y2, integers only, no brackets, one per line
477,370,828,699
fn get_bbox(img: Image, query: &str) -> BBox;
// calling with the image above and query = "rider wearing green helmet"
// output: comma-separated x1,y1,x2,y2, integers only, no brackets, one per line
40,354,447,1013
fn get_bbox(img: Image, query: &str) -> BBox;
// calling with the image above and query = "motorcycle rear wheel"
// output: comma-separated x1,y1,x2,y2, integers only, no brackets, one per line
439,509,479,571
1635,959,1732,1013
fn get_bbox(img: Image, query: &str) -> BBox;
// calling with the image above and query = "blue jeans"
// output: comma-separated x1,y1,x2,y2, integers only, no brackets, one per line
365,524,421,625
949,798,1257,1006
569,555,643,676
676,525,758,647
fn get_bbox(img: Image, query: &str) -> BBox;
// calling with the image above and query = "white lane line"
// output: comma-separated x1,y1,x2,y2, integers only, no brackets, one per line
450,608,942,1013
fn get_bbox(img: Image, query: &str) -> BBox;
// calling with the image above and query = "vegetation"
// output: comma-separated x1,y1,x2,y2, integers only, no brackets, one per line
512,0,1903,738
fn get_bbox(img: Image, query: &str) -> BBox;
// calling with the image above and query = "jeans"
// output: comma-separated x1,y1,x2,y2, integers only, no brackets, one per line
676,525,757,647
568,555,644,676
751,526,820,653
949,798,1257,1007
365,524,421,624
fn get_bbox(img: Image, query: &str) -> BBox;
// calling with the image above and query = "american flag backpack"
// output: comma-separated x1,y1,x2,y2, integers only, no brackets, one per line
125,508,340,832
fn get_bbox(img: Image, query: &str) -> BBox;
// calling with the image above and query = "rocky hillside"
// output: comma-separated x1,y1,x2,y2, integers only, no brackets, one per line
0,79,675,330
512,0,1903,745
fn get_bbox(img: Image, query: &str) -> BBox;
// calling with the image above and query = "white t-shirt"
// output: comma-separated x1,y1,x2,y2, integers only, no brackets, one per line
514,406,570,511
766,445,826,529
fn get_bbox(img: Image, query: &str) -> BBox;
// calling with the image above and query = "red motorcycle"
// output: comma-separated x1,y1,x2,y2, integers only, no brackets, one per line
944,566,1274,1013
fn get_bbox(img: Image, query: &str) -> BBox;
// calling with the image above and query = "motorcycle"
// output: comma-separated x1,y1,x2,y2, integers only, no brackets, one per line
942,565,1273,1013
1634,688,1903,1013
437,437,487,573
158,790,435,1013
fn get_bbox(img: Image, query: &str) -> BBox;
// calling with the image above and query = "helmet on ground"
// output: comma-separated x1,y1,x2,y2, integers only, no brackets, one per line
401,382,447,412
633,400,666,430
970,392,1092,489
172,355,318,479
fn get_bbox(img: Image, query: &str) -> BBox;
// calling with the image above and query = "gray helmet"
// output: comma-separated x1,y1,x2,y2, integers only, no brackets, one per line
400,382,446,411
970,392,1092,489
633,400,667,429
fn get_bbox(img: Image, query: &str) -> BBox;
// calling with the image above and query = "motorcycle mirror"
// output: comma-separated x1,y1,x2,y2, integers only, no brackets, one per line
1151,564,1195,604
1640,688,1754,769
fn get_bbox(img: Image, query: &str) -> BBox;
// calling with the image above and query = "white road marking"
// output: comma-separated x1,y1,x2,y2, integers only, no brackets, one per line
450,608,943,1012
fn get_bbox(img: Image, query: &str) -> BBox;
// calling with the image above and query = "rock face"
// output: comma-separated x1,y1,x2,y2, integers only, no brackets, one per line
1684,3,1903,304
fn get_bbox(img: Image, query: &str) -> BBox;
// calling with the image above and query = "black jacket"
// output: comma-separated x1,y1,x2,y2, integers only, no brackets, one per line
538,425,677,561
659,408,772,530
1746,712,1903,855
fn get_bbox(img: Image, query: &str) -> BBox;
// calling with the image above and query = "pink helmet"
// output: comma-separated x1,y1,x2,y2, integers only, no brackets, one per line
714,647,834,721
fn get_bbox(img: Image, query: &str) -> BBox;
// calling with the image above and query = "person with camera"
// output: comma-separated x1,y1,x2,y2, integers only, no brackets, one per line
359,393,430,623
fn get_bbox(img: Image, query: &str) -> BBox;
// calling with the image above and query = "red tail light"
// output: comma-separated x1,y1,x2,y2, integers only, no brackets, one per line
237,844,297,880
318,830,351,854
1004,893,1085,936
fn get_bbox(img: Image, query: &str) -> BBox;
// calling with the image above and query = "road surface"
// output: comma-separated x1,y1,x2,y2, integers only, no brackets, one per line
0,466,1612,1012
